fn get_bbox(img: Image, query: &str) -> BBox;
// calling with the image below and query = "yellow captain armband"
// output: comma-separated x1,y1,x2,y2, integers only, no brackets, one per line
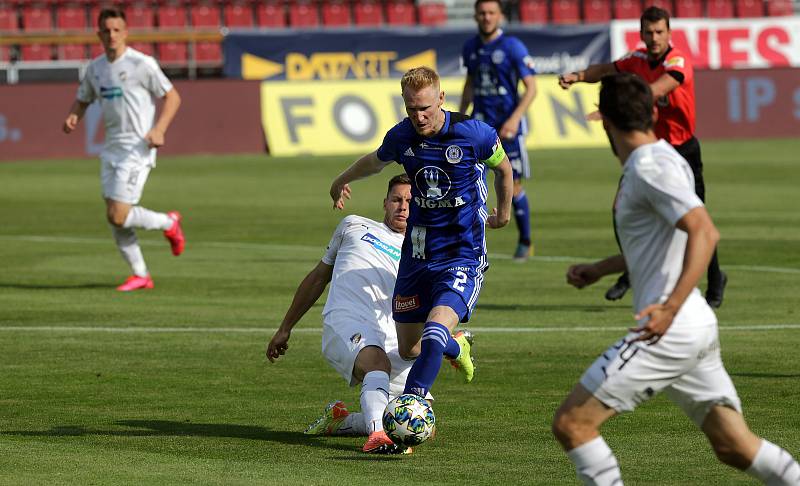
482,138,506,168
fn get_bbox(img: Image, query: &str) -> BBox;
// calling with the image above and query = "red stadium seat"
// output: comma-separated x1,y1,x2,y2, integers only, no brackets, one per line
354,0,382,25
735,0,764,16
89,43,104,58
583,0,612,22
130,41,154,56
224,2,254,27
195,41,222,64
0,5,17,31
289,2,319,27
0,46,8,62
551,0,580,23
125,4,155,29
191,3,220,27
58,44,87,60
322,0,351,26
644,0,674,12
385,0,414,25
56,4,86,30
706,0,734,17
674,0,703,16
417,2,447,25
21,44,53,61
766,0,793,15
22,5,53,32
158,4,187,28
613,0,642,18
518,0,548,23
256,1,287,27
157,41,188,65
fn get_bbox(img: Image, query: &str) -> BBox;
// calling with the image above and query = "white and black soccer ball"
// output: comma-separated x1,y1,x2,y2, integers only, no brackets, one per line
382,394,435,447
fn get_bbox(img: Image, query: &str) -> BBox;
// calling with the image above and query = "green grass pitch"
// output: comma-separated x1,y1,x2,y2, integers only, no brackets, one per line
0,138,798,485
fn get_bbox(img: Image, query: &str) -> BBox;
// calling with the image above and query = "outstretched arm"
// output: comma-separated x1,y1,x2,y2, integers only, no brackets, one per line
62,100,91,134
558,63,617,89
330,150,389,209
145,87,181,148
566,254,627,289
267,261,334,362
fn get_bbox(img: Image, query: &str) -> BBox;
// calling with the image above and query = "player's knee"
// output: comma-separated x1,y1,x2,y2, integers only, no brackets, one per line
106,208,128,227
355,346,391,374
710,440,752,470
398,342,420,361
551,411,593,447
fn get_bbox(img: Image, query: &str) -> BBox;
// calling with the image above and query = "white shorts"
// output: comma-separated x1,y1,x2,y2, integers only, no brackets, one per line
100,147,156,205
580,324,741,427
321,316,413,400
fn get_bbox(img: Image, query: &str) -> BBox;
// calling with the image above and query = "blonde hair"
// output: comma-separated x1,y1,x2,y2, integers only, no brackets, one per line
400,67,440,93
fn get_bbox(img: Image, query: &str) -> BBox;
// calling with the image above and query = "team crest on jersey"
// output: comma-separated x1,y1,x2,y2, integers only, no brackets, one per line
394,295,420,312
350,333,362,344
118,71,127,81
491,49,505,64
414,166,451,201
445,145,463,164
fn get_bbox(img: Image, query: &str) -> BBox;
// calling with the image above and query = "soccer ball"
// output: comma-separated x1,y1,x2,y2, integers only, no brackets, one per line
382,394,435,446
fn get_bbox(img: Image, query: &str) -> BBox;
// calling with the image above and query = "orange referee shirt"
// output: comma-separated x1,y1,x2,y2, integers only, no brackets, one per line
614,46,696,146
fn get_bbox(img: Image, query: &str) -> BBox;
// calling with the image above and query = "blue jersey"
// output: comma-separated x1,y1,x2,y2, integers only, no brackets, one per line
461,32,536,133
376,111,506,261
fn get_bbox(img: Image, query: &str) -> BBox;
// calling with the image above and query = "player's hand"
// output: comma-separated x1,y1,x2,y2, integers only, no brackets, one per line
486,207,509,229
330,181,351,210
499,118,519,140
566,263,602,289
145,128,165,148
266,328,291,363
629,303,677,345
63,114,79,134
585,110,602,122
558,73,579,89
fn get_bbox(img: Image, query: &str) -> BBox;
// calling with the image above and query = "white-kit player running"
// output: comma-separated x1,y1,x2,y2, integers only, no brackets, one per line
268,174,439,454
62,7,184,291
552,73,800,485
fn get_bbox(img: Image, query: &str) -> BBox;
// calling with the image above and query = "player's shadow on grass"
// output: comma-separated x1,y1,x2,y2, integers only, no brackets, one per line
729,372,800,378
0,282,111,290
0,420,353,452
477,303,628,312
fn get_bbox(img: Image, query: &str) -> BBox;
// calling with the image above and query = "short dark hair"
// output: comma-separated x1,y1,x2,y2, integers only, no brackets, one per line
387,174,411,195
474,0,502,11
98,7,126,29
599,73,654,132
640,6,670,30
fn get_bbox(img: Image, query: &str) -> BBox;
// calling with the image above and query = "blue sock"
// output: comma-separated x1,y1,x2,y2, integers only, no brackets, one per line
403,322,458,397
513,190,531,246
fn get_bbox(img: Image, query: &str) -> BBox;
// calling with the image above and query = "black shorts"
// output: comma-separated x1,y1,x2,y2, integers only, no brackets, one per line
674,136,705,202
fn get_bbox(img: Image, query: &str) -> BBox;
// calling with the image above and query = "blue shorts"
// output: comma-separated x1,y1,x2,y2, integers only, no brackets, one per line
392,257,488,324
503,134,530,180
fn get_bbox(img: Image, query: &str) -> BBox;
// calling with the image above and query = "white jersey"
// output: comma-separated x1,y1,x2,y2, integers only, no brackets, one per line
76,47,173,164
615,140,717,328
322,215,403,329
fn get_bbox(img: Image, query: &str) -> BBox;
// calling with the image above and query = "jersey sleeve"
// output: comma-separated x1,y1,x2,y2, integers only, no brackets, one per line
376,124,399,163
634,155,703,226
471,121,505,168
509,38,537,77
613,52,638,73
76,64,96,103
142,57,174,98
663,51,692,85
322,217,352,265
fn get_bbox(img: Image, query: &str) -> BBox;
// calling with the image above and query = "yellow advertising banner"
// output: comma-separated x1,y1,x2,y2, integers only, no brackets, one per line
260,75,607,156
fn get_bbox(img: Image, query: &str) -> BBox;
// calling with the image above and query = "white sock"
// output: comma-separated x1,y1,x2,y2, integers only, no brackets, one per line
746,439,800,485
111,226,148,277
123,206,172,231
567,436,623,486
361,370,390,434
332,412,367,436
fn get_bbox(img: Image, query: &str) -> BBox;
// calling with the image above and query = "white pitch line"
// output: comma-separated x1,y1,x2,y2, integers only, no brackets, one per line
1,325,799,334
2,234,798,274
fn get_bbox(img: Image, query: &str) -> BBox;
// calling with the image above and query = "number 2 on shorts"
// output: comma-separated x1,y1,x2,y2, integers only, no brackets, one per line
452,271,467,292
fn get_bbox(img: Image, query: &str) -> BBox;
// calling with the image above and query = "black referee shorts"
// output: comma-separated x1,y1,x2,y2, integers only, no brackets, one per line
674,136,705,202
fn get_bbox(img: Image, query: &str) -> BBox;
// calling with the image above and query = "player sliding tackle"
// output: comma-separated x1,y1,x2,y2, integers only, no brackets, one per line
330,67,513,404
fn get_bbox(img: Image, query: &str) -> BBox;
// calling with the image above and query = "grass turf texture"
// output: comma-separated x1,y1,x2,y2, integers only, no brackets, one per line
0,138,798,484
